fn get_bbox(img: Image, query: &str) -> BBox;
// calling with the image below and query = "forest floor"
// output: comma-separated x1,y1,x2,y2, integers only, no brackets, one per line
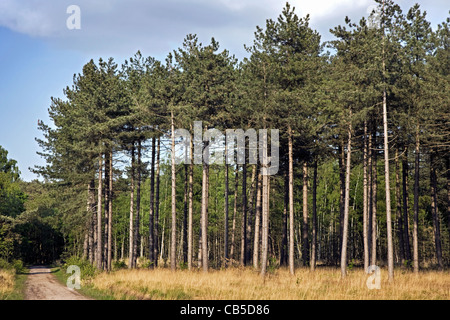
24,266,91,300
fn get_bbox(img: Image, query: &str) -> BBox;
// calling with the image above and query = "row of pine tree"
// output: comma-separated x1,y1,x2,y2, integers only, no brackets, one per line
35,1,449,278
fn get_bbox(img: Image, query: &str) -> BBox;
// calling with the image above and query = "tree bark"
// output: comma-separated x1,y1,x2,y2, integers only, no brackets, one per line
246,165,257,265
240,163,247,266
133,141,142,268
260,172,269,278
107,152,113,270
430,151,443,270
363,121,370,272
382,87,394,281
201,138,209,272
154,137,161,267
149,136,156,267
230,165,238,262
128,146,135,269
224,136,229,267
288,126,295,274
371,125,377,267
413,128,420,273
188,133,194,270
302,161,309,267
340,118,352,279
402,147,412,262
170,112,177,271
97,154,103,270
311,160,318,271
183,164,188,263
88,179,95,264
395,147,405,264
104,152,110,270
253,172,262,270
281,169,288,267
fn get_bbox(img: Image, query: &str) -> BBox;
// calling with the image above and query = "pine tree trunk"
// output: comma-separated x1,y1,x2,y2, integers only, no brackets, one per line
97,154,103,270
201,138,209,272
104,154,110,270
154,137,161,267
230,165,238,262
107,152,113,270
311,160,318,271
338,142,345,263
367,125,373,265
247,165,257,265
260,172,269,278
240,163,247,266
383,87,394,281
253,172,262,270
395,148,405,264
363,121,370,272
187,133,194,270
149,137,156,267
288,126,295,274
134,141,142,268
402,147,412,262
371,125,377,267
340,119,352,279
88,179,95,264
413,128,420,273
302,162,309,267
183,164,188,263
170,112,177,271
447,156,450,246
128,146,135,269
224,136,229,267
430,152,443,270
281,170,288,267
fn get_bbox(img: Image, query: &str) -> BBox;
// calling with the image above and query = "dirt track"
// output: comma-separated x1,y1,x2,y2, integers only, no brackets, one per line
25,266,91,300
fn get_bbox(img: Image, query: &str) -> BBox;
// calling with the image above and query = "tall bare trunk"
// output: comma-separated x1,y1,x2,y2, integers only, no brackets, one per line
170,112,177,271
128,147,135,269
280,170,288,267
413,128,420,273
107,152,113,270
395,148,405,264
201,138,209,272
183,164,188,263
134,142,142,268
88,179,95,264
188,133,194,270
363,121,370,271
246,165,257,265
430,152,443,270
230,165,238,262
149,136,156,267
302,162,309,266
341,118,352,279
224,136,229,267
104,153,110,270
97,154,103,270
253,172,262,270
240,163,247,266
154,137,161,267
260,172,269,278
288,126,295,274
371,125,378,267
311,160,318,271
382,88,394,281
402,147,412,262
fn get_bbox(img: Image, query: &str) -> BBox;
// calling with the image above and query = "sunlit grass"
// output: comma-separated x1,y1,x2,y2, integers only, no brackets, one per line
87,267,450,300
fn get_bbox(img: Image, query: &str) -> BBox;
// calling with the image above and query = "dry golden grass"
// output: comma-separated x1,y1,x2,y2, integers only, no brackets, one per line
0,269,15,297
88,267,450,300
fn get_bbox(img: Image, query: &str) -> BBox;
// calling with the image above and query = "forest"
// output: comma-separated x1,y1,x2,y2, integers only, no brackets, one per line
0,0,449,285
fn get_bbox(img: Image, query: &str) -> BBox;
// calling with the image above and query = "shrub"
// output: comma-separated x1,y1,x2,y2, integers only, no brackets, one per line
62,256,96,280
113,259,127,270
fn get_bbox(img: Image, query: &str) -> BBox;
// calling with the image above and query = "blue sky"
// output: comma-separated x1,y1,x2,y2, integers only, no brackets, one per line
0,0,448,181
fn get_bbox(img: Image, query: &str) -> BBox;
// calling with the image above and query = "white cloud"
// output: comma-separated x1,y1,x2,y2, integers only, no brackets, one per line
0,0,447,59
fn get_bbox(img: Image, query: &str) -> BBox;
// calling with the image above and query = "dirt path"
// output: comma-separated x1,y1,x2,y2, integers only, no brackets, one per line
25,266,91,300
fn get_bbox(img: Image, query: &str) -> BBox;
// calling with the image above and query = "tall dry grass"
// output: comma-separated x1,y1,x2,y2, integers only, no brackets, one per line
88,267,450,300
0,269,15,298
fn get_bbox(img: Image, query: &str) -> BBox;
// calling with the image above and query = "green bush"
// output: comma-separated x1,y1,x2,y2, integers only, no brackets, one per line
12,259,24,274
113,259,127,270
62,256,96,280
0,258,11,270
